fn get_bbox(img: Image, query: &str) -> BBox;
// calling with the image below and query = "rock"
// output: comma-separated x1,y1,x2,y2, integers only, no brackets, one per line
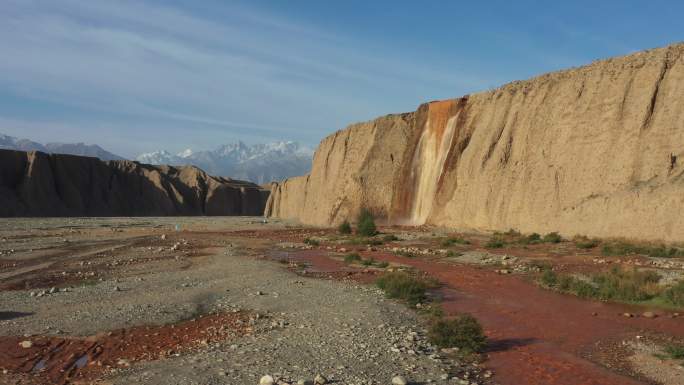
19,340,33,348
161,234,167,240
392,375,408,385
0,150,268,217
259,375,275,385
264,43,684,242
313,374,327,384
114,286,121,292
642,311,657,318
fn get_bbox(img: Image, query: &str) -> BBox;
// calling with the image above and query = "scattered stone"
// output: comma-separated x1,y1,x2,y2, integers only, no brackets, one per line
313,374,327,384
114,286,121,292
19,340,33,349
260,375,275,385
161,234,167,240
642,311,657,318
392,375,408,385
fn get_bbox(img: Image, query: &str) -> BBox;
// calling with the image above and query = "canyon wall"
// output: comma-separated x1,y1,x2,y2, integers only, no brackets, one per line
0,150,269,217
266,43,684,241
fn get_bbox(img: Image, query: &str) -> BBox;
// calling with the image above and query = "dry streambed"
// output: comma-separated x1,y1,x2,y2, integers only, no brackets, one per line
0,218,489,385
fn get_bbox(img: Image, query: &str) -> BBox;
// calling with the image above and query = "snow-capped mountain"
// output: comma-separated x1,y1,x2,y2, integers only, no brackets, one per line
0,133,124,161
136,141,313,184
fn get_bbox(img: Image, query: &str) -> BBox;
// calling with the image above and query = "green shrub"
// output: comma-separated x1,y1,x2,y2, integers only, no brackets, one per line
504,228,521,237
367,239,384,246
376,272,431,305
356,208,377,237
571,279,599,299
540,269,558,287
575,237,600,249
485,238,504,248
361,258,375,266
592,267,661,302
446,250,462,258
542,232,563,243
383,234,399,242
519,233,542,245
646,246,684,259
343,253,362,264
428,314,487,353
441,237,471,247
601,241,684,258
338,221,352,235
663,281,684,306
377,261,390,268
303,238,320,246
542,266,664,303
664,344,684,359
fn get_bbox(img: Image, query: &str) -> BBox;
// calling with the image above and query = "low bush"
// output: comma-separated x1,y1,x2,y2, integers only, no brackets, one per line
541,266,663,303
664,344,684,359
338,221,352,235
441,237,471,247
343,253,362,264
356,208,377,237
602,241,684,258
592,267,661,302
518,233,542,245
428,314,487,353
663,281,684,307
542,232,563,244
503,228,521,237
377,261,390,268
303,238,320,246
361,258,375,266
540,269,558,287
485,238,505,248
574,235,600,249
376,272,433,305
383,234,399,242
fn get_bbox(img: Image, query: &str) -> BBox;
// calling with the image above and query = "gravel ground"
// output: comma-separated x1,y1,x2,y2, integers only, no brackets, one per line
0,217,486,385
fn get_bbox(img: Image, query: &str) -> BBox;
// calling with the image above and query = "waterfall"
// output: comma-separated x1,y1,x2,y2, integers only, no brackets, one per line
408,113,458,225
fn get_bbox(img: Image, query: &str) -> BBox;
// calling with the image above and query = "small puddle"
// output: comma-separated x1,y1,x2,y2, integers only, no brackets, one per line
31,359,47,373
72,354,89,369
265,249,351,273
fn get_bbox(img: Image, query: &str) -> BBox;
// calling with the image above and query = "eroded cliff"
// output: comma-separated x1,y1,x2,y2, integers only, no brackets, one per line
266,43,684,241
0,150,269,217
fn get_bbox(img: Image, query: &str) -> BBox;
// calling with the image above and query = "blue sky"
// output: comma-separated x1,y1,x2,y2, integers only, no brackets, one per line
0,0,682,157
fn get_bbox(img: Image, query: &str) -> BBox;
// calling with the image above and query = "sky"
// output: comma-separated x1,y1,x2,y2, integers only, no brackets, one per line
0,0,682,158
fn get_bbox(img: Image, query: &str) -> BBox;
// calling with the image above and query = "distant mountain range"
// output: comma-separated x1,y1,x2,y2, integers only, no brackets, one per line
0,132,313,184
0,133,124,161
136,141,313,184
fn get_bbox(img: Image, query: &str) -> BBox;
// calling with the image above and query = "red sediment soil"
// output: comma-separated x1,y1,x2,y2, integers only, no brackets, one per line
262,249,381,284
373,252,684,385
0,312,252,385
288,247,684,385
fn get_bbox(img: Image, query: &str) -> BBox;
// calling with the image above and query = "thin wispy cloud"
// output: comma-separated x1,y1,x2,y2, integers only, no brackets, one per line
0,0,678,157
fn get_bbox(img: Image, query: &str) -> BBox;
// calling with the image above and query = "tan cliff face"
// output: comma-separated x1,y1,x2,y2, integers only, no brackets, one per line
266,42,684,241
0,150,269,217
